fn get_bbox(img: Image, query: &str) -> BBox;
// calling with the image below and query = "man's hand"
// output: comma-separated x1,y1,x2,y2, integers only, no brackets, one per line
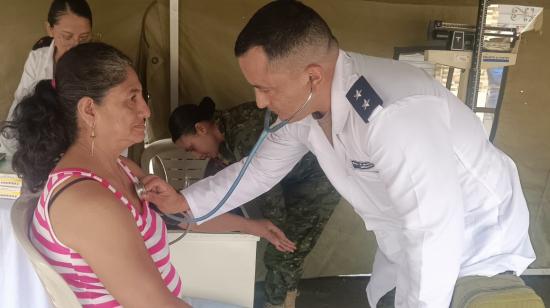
247,219,296,253
141,175,190,214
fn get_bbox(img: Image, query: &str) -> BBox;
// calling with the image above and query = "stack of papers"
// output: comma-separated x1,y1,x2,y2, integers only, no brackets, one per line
0,156,22,200
0,173,22,199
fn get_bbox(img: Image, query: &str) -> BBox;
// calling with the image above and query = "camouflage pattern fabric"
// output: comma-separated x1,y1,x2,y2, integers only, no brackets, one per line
205,102,340,305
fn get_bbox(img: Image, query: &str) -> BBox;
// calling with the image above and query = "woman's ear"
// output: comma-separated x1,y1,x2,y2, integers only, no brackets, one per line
45,22,53,37
195,122,208,136
76,96,96,128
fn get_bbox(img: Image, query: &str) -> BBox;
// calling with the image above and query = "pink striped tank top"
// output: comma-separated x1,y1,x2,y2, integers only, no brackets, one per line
30,159,183,307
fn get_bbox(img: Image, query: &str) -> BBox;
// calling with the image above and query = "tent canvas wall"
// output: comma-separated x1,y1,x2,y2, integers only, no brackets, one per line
0,0,548,278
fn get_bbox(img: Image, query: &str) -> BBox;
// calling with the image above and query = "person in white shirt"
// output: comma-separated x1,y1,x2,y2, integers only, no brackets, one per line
3,0,92,153
8,0,93,120
142,1,536,307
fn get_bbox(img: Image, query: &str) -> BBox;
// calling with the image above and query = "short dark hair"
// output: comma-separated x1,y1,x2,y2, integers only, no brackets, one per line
47,0,93,27
169,97,216,142
1,43,131,192
234,0,336,60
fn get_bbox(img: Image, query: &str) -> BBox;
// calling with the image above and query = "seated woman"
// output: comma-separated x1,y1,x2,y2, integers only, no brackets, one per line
2,42,294,308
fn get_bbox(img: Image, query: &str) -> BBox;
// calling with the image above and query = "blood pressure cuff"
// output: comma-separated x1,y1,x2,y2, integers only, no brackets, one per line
450,273,544,308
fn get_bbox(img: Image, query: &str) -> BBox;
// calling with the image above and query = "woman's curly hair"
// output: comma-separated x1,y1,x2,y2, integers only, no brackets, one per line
1,42,132,192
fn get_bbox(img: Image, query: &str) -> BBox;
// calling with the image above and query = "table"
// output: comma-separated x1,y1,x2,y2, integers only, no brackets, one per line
0,197,51,308
168,231,260,308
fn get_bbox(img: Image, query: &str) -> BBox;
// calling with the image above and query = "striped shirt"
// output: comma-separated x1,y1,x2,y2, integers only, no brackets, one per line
30,160,183,307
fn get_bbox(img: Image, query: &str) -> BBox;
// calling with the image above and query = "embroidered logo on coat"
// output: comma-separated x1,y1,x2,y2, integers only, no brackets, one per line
345,76,383,123
351,160,375,170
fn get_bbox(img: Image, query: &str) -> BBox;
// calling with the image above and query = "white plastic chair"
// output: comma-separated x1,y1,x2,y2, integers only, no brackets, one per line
10,194,80,308
141,138,208,191
140,138,256,218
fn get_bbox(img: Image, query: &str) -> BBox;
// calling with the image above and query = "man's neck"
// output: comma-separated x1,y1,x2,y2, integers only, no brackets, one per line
315,109,333,146
314,49,338,117
312,111,325,119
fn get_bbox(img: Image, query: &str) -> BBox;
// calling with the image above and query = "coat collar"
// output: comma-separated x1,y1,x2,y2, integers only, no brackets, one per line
296,49,360,146
330,50,359,136
45,39,56,78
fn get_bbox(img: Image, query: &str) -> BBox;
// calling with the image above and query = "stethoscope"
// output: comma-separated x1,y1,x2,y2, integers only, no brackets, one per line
135,78,314,236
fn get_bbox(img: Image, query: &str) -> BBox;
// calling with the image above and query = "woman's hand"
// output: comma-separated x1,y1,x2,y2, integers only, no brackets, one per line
141,175,190,214
247,219,296,253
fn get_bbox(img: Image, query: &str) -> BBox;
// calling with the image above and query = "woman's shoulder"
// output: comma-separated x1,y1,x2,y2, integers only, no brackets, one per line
226,101,262,118
45,174,127,228
32,36,53,51
46,175,143,253
224,102,266,133
21,37,53,72
221,103,268,158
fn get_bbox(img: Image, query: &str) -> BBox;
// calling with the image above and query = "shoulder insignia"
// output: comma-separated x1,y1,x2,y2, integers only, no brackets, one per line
345,76,383,123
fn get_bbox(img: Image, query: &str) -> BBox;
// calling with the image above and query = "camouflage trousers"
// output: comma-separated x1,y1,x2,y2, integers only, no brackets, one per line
256,153,340,305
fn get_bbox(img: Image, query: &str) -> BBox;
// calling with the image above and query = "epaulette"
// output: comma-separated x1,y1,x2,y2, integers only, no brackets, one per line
345,76,383,123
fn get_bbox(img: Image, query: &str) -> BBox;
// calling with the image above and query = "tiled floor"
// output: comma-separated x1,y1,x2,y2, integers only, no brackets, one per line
254,276,550,308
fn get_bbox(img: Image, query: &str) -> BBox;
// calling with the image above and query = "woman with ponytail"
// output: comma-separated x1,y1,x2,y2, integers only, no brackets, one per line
2,42,293,308
169,98,340,308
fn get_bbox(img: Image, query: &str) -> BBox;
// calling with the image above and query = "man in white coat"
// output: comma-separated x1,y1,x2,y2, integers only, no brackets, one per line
144,1,536,307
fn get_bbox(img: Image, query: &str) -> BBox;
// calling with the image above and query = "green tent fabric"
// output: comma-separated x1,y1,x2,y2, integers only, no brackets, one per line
0,0,548,277
137,0,550,276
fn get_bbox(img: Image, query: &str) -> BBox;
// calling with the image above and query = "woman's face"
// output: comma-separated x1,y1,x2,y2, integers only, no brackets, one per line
94,68,151,149
175,123,221,160
48,12,92,60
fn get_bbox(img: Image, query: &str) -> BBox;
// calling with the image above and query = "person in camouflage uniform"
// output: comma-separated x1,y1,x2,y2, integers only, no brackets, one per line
169,97,340,308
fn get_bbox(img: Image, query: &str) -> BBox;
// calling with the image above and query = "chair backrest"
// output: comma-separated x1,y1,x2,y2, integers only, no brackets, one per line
141,138,209,191
10,195,81,308
140,138,175,170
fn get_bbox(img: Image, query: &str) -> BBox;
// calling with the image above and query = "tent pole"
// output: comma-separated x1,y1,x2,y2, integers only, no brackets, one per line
169,0,179,111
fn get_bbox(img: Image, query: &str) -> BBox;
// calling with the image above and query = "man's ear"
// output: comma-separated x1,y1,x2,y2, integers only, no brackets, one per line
76,96,96,128
305,64,323,87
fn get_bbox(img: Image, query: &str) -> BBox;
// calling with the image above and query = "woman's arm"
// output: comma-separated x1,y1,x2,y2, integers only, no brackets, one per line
187,213,296,252
50,179,190,308
122,157,295,252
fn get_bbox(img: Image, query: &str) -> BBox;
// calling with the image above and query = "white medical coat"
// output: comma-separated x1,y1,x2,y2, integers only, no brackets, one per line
2,40,54,154
7,40,55,121
183,50,535,307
